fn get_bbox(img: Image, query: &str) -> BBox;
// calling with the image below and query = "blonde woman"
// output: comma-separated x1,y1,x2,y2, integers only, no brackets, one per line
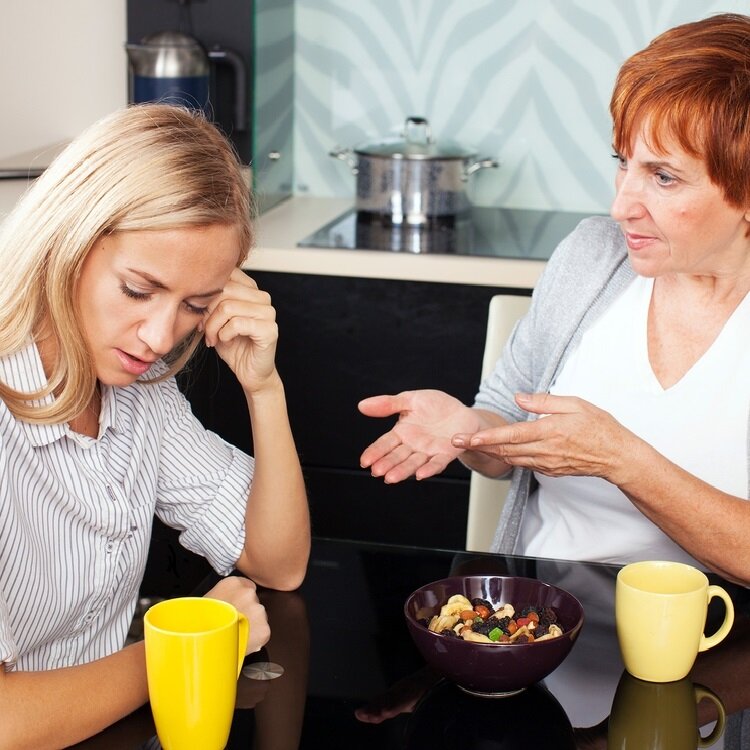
0,104,309,748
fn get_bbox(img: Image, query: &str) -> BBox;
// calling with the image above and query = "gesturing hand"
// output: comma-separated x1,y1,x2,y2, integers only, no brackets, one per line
458,392,638,484
202,269,279,394
358,390,481,483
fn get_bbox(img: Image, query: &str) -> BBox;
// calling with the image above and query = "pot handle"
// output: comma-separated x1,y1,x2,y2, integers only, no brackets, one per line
207,46,248,132
329,146,359,175
464,158,500,180
403,116,433,144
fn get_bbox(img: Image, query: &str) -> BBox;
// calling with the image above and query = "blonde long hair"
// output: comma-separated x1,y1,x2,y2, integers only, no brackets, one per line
0,103,254,424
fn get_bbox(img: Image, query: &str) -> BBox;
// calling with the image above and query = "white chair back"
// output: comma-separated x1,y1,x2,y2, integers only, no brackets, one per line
465,294,531,552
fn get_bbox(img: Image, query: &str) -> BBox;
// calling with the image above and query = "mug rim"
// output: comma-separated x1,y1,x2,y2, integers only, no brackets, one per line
144,596,239,636
617,560,708,594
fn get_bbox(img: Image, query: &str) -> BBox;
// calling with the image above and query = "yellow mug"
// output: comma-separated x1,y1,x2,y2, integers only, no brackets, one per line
615,561,734,683
144,597,249,750
607,671,725,749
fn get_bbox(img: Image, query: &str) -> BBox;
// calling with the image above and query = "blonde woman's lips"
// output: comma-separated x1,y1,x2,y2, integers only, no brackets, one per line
115,349,154,376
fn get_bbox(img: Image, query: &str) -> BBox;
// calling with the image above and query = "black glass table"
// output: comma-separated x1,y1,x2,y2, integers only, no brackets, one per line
72,537,750,749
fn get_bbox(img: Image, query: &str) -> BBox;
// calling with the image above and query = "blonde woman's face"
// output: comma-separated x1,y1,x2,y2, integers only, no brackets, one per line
77,225,240,387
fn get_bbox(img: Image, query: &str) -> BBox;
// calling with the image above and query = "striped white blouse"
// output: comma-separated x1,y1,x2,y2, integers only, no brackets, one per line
0,343,254,671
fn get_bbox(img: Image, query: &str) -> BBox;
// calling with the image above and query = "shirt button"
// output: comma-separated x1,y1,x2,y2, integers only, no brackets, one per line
106,541,114,552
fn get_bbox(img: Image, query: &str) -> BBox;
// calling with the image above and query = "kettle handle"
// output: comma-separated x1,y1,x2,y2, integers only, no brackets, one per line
208,46,247,132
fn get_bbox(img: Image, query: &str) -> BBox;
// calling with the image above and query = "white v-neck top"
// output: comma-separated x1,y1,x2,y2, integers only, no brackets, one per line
520,275,750,565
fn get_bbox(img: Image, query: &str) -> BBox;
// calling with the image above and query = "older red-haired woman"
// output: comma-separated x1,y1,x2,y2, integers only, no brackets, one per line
359,14,750,585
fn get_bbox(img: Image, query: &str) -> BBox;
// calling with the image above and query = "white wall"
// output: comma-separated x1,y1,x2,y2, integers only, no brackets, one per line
0,0,126,159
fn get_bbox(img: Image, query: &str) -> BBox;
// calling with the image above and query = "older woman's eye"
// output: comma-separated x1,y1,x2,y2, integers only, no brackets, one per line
655,171,676,186
611,152,627,169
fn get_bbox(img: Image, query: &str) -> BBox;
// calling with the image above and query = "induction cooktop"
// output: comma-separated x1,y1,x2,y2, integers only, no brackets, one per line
297,206,595,260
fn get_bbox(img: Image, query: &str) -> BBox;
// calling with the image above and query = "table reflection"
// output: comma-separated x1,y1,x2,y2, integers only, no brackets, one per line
404,680,575,749
353,548,750,750
69,539,750,749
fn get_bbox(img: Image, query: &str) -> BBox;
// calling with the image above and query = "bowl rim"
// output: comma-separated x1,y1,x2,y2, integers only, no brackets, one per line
403,574,585,647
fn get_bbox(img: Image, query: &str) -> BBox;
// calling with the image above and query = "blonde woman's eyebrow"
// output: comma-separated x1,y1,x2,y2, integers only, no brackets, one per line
126,268,224,298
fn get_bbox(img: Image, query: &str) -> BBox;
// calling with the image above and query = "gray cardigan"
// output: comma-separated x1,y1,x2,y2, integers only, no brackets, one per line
474,215,750,554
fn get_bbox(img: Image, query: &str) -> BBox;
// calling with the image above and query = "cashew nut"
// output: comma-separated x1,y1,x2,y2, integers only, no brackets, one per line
494,603,515,619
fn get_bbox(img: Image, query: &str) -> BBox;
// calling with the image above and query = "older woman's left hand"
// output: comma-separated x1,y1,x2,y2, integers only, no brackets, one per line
457,392,640,485
202,268,279,394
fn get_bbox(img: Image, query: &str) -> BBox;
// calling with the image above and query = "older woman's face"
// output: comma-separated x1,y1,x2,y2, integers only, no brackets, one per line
76,225,239,387
610,128,750,279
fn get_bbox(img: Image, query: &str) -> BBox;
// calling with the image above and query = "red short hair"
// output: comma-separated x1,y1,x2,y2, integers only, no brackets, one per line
611,13,750,208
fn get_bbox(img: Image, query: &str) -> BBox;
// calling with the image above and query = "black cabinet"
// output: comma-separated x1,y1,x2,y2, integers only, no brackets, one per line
179,270,531,549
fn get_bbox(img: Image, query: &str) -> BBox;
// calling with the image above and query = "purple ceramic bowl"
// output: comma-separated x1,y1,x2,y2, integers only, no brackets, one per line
404,575,584,697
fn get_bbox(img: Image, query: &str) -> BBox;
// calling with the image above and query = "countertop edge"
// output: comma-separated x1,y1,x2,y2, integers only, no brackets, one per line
247,195,545,288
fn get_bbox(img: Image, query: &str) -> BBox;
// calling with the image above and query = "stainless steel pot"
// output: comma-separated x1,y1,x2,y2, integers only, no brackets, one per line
330,116,499,225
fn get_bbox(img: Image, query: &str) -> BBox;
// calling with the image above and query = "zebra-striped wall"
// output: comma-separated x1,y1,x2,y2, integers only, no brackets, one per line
285,0,746,213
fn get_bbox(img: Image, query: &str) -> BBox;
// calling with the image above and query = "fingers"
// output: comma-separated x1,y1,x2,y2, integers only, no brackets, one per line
358,394,405,418
202,270,276,348
208,576,271,654
379,449,431,484
360,431,401,468
415,454,454,481
515,392,584,414
367,441,429,483
209,303,278,349
362,439,451,483
361,436,430,483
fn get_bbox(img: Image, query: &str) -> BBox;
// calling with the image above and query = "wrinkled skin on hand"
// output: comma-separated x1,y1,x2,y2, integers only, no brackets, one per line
461,392,639,485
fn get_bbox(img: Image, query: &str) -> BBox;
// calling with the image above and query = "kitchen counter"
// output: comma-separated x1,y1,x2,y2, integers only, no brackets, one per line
0,178,549,289
248,196,547,288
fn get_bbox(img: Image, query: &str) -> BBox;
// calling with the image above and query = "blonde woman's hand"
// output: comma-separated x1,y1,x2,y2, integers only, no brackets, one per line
202,269,279,394
205,575,271,655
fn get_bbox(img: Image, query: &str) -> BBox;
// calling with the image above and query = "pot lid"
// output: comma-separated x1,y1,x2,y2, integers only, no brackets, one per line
127,30,209,77
141,30,203,49
354,116,477,160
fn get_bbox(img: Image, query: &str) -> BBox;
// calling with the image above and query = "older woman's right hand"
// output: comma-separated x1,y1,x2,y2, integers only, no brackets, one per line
205,576,271,654
358,390,481,483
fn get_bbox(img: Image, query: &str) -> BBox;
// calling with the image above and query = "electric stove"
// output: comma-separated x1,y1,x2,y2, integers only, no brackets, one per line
297,206,596,260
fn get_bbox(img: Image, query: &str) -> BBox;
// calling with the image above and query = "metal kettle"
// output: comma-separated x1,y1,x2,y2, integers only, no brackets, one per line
126,30,247,131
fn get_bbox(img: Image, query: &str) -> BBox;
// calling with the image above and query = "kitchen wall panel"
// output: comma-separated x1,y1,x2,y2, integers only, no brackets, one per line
293,0,746,213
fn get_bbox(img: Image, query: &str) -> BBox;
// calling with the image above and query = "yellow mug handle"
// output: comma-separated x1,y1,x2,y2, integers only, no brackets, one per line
236,613,249,678
699,586,734,652
695,684,726,748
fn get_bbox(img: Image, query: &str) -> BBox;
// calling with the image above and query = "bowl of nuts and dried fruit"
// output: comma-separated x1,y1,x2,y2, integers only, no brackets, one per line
404,575,584,697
